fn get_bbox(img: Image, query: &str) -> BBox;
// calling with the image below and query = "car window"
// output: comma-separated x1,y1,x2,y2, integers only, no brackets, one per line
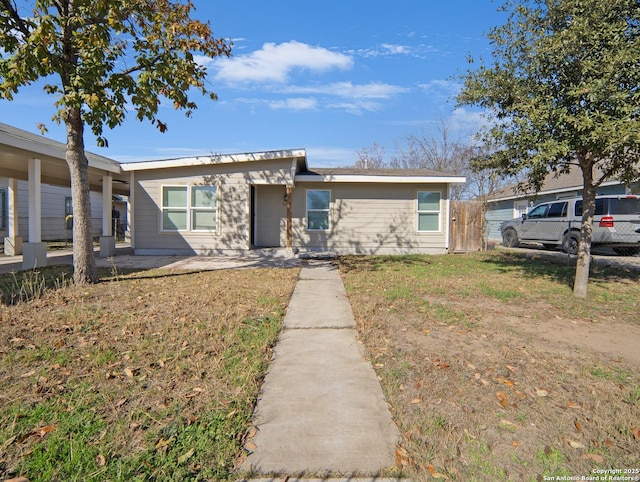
527,204,549,219
609,197,640,215
575,198,605,216
547,201,567,218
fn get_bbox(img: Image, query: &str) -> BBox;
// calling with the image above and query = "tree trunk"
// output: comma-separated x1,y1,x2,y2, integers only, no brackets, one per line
64,107,98,284
573,157,595,298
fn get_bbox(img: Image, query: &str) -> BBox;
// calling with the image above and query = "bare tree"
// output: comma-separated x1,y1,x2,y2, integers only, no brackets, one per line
354,142,386,169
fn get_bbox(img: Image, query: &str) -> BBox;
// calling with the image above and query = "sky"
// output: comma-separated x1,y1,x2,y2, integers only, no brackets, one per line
0,1,507,167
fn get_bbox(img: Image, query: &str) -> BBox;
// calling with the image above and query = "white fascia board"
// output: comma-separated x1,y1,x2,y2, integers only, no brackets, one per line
295,174,466,184
121,148,307,172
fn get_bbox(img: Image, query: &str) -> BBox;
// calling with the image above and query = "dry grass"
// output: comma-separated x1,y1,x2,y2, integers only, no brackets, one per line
339,252,640,481
0,266,299,481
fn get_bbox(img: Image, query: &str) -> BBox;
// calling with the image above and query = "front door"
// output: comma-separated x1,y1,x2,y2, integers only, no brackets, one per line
253,185,286,248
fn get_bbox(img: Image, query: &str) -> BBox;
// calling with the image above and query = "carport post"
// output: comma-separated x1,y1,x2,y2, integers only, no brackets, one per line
99,173,116,257
22,158,47,270
4,178,23,256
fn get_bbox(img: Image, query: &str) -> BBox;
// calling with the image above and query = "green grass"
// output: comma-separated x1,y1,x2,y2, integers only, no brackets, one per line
0,267,299,481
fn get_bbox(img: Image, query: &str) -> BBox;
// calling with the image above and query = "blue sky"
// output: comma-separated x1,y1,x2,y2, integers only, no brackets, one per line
1,1,507,167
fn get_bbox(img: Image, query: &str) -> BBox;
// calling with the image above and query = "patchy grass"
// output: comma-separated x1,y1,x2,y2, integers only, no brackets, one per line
0,266,299,481
339,251,640,481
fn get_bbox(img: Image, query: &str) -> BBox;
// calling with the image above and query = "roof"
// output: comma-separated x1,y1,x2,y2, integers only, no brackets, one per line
121,149,307,172
0,122,129,195
296,167,466,184
489,165,620,202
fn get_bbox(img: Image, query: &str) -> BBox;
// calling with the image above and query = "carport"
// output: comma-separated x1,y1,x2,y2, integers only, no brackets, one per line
0,123,130,269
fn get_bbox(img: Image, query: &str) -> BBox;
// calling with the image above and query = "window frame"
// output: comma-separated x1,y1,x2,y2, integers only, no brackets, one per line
416,190,442,233
160,184,219,233
305,189,331,232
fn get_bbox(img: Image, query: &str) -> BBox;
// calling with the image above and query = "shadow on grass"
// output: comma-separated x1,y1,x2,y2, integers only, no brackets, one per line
480,251,640,289
338,254,433,273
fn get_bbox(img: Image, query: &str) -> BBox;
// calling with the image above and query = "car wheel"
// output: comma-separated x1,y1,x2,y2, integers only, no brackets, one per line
503,228,519,248
563,233,579,255
612,247,640,256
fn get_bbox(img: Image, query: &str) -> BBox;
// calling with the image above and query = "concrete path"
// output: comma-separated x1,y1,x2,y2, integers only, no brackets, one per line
242,261,400,478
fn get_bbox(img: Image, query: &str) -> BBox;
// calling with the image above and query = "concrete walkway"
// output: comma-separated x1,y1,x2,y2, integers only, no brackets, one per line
242,261,400,478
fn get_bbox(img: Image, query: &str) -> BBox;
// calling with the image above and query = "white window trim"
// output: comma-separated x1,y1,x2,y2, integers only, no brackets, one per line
416,190,442,233
305,188,331,232
160,184,219,233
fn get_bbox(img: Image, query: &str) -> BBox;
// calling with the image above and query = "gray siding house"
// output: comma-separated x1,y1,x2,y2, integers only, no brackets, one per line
123,152,465,256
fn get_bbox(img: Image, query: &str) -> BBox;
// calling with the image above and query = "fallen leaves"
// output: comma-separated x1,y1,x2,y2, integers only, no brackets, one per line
581,453,604,463
395,445,413,467
495,391,508,408
427,463,448,479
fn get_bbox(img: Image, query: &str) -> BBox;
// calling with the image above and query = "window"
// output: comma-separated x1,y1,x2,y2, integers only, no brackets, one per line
527,204,549,219
162,185,218,232
306,190,330,231
191,186,218,231
547,201,568,218
65,196,73,229
575,199,605,217
417,191,441,232
0,189,6,229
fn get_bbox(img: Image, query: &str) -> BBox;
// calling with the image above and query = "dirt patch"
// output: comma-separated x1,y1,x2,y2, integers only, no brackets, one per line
339,253,640,481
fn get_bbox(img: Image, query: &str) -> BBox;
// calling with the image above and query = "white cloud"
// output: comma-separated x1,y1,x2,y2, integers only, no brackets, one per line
268,98,318,111
449,107,487,135
418,79,462,98
213,41,353,83
286,81,408,99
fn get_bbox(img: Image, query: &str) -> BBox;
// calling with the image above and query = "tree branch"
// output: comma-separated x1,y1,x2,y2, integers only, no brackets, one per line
0,0,33,37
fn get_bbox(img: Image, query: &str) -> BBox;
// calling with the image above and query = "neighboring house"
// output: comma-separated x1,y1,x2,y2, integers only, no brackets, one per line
0,178,106,242
486,166,639,242
122,154,465,256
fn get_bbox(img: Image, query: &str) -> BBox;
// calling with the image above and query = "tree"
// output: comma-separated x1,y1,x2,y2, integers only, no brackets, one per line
355,142,386,169
0,0,231,283
457,0,640,297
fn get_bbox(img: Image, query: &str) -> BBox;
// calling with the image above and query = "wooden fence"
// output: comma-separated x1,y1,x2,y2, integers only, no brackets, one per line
449,200,485,253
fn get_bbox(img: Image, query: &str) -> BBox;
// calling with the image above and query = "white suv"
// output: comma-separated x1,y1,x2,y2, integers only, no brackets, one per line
501,195,640,255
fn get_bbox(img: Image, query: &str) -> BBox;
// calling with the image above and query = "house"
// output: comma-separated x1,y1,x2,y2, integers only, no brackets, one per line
1,122,466,267
122,154,465,256
0,178,107,242
486,166,639,242
0,122,130,268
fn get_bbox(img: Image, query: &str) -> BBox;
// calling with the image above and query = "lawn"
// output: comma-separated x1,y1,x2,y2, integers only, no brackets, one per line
0,265,299,481
1,252,638,481
339,251,640,481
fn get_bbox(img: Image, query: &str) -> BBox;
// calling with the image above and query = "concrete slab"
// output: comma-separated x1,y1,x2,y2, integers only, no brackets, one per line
242,262,400,477
284,279,354,329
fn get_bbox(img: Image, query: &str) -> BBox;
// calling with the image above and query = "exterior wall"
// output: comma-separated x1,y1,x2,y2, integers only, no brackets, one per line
131,160,293,255
486,183,630,242
0,178,103,241
291,182,450,255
